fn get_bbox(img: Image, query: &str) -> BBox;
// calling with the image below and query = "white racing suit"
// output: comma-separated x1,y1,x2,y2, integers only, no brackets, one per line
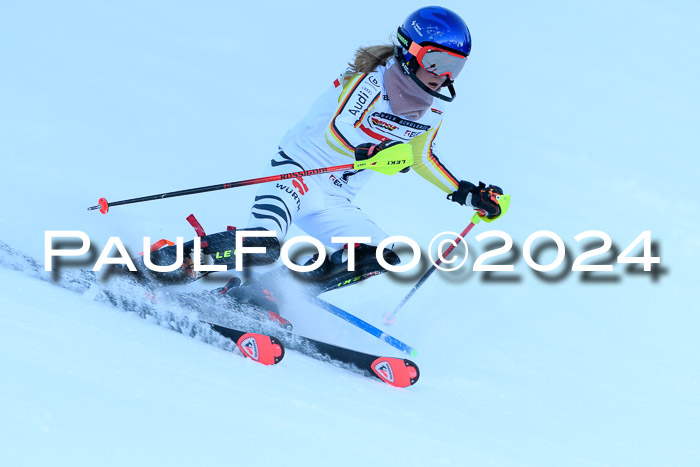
247,58,462,247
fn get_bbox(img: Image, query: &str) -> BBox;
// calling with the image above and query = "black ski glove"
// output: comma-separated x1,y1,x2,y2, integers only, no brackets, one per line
355,139,400,160
448,181,504,218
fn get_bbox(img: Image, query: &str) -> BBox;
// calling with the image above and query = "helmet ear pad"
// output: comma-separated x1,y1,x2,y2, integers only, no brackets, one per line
406,56,420,74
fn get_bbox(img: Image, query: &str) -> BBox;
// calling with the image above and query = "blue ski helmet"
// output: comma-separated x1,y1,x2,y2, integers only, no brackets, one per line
395,6,471,101
398,6,471,61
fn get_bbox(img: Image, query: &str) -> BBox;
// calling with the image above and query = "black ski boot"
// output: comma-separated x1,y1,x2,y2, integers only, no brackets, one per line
236,243,400,300
295,243,401,295
214,243,398,330
216,277,294,330
111,229,282,286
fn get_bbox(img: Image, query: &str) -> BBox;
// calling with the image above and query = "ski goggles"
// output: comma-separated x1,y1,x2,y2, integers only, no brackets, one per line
396,28,468,80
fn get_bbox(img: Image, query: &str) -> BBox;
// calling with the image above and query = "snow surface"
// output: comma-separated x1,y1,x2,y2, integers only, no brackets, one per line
1,1,699,466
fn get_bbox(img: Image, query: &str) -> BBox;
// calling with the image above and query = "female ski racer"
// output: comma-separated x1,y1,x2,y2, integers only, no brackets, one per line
242,6,502,270
191,6,506,317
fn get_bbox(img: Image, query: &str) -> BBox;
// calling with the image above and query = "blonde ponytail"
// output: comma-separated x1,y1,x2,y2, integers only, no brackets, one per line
349,45,395,73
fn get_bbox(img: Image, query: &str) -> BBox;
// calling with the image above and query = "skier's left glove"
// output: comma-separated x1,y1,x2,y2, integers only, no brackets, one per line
448,181,504,219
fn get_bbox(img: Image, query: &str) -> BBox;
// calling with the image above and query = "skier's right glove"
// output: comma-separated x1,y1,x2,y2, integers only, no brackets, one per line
354,139,402,161
448,181,504,219
355,140,410,173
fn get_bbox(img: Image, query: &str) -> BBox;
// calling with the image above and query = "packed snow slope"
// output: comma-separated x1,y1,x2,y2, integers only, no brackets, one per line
1,1,699,466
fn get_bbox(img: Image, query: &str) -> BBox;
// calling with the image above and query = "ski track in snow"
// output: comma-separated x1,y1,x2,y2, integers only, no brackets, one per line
0,248,468,466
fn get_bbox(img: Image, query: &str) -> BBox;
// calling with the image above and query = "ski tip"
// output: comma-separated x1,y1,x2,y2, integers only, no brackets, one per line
236,333,285,365
371,357,420,388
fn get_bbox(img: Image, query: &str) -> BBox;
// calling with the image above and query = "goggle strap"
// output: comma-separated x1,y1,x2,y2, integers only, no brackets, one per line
407,42,423,58
396,27,412,50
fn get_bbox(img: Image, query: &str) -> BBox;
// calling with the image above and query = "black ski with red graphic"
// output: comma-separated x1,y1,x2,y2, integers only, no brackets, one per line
209,322,419,388
0,241,410,383
289,334,420,388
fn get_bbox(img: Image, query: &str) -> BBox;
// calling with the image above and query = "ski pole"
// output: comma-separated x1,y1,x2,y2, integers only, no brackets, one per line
310,297,417,356
382,193,510,325
382,216,480,326
87,144,413,214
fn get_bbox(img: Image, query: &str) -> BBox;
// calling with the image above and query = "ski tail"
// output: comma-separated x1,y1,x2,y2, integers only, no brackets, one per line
281,333,421,388
209,324,285,365
371,357,420,388
237,333,285,366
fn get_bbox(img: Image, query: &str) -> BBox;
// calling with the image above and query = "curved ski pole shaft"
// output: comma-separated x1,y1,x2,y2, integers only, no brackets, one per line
310,297,417,357
383,214,482,326
383,194,511,325
87,144,413,214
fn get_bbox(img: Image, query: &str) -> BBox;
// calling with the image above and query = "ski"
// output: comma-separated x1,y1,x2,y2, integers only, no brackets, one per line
97,287,287,366
2,241,416,384
209,322,419,388
1,241,285,366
